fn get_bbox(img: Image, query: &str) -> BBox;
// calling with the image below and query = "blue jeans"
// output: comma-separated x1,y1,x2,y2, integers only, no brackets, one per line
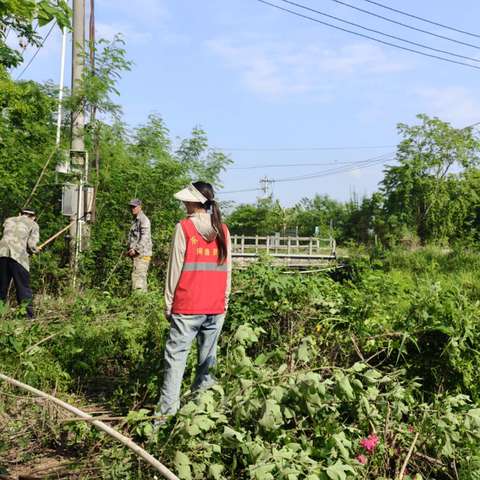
156,313,225,416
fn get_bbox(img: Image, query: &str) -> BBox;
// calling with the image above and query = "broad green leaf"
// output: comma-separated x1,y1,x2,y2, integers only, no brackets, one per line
325,461,355,480
209,464,224,480
336,373,355,400
259,399,283,431
222,426,244,443
174,451,192,480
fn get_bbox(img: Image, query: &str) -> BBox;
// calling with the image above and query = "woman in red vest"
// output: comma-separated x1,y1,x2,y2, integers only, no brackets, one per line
156,181,231,417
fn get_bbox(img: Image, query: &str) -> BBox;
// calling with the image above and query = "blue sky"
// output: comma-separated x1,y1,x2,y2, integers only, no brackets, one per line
9,0,480,206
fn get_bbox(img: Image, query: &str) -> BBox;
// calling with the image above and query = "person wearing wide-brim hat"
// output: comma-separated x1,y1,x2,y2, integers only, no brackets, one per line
155,181,232,419
126,199,152,292
0,209,40,318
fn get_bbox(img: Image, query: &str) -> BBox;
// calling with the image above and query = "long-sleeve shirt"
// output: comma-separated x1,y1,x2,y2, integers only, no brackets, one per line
127,211,152,257
164,212,232,315
0,215,40,271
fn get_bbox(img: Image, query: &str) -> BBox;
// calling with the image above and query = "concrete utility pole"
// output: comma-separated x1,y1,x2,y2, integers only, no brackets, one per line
71,0,85,160
70,0,87,282
259,176,273,200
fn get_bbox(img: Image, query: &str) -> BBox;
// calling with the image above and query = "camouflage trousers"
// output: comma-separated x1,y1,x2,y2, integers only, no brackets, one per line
132,256,150,292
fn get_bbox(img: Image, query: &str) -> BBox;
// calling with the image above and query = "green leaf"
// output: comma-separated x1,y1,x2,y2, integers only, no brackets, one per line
325,461,355,480
209,464,224,480
222,426,244,444
332,432,352,461
174,451,192,480
234,324,264,346
192,414,216,432
250,464,275,480
259,399,284,431
352,362,367,372
297,336,314,363
336,373,355,400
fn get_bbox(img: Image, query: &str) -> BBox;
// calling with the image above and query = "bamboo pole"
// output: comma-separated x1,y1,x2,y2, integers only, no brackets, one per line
37,221,76,251
23,146,58,209
0,373,179,480
397,432,419,480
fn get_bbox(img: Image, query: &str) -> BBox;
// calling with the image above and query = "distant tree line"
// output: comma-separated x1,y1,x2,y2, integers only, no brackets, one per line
227,115,480,247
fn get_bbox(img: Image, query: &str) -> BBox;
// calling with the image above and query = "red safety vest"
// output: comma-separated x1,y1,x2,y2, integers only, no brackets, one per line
172,219,229,315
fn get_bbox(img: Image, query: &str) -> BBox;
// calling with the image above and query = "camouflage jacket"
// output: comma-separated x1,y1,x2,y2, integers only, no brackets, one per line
127,211,152,257
0,215,40,271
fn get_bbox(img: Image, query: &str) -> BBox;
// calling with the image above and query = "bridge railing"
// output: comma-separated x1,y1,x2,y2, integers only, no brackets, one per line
231,235,336,258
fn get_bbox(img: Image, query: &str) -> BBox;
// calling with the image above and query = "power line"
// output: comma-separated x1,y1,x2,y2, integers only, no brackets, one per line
327,0,480,51
220,121,480,196
217,144,395,152
228,152,392,170
276,0,480,63
16,22,56,80
18,21,40,57
256,0,480,71
220,154,394,194
272,153,393,182
230,160,383,170
221,187,263,194
362,0,480,40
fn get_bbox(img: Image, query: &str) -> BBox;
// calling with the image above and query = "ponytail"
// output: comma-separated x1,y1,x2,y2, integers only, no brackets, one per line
210,200,228,264
192,181,228,264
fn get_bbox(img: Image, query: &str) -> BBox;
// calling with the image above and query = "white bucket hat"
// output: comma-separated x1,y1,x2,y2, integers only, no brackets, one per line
174,184,209,204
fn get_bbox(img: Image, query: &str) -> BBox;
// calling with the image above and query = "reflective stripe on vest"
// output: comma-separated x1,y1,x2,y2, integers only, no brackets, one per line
182,262,229,272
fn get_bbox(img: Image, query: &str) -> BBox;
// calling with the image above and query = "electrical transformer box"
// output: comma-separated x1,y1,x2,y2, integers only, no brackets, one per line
61,183,78,217
61,184,94,219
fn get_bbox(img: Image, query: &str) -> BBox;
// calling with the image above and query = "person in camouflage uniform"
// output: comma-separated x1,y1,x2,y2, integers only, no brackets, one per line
0,209,40,318
127,199,152,292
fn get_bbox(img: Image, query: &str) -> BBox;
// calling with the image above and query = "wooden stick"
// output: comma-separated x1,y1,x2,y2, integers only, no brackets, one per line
37,221,75,251
60,414,165,423
414,451,445,467
0,373,179,480
23,333,59,354
398,432,419,480
23,146,58,209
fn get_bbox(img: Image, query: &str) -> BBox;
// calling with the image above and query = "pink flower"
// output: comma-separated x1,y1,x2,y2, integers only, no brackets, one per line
356,454,367,465
359,434,379,453
407,425,415,433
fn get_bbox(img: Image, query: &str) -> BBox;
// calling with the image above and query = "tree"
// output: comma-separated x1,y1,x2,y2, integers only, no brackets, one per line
0,0,70,68
382,114,480,243
341,192,385,244
0,69,60,221
292,195,346,238
175,127,232,187
227,198,286,236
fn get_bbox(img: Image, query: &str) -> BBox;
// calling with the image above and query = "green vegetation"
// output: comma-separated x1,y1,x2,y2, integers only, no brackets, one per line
2,9,480,479
0,0,70,68
2,249,480,479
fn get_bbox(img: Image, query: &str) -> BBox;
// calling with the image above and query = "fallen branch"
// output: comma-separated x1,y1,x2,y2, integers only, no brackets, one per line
350,335,366,362
0,373,179,480
398,432,419,480
23,333,59,355
60,414,165,423
414,452,445,467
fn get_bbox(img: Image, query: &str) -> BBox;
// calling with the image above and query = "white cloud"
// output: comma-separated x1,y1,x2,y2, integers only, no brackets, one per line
97,1,188,47
96,22,152,45
415,86,480,127
101,0,167,25
206,36,411,98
